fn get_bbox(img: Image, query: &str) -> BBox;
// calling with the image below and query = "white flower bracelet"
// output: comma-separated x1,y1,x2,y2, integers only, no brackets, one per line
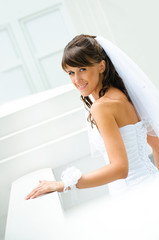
61,166,82,192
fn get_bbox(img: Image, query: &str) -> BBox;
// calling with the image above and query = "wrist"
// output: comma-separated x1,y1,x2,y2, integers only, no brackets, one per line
61,166,82,192
76,174,84,189
56,181,64,192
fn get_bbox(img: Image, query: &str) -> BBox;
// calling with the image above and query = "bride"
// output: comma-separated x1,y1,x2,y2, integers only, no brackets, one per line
25,34,159,200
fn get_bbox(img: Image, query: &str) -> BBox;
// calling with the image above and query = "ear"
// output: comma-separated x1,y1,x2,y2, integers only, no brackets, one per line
99,60,106,73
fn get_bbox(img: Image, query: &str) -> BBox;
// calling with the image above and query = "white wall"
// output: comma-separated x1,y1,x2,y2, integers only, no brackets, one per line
0,0,74,104
0,0,158,104
65,0,159,88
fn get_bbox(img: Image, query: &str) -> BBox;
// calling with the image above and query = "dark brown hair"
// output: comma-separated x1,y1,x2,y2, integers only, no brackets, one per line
62,34,132,127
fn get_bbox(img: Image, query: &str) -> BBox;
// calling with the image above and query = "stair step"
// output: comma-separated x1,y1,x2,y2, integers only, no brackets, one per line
0,88,82,137
0,107,86,160
0,129,90,168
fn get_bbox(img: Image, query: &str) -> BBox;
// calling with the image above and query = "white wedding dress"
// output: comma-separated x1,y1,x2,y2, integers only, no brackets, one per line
90,120,158,196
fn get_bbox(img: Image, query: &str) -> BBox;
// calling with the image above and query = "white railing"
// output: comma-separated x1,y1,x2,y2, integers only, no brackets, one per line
0,85,107,240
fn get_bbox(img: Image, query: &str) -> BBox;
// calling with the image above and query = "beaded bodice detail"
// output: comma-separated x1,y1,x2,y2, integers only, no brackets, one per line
93,120,158,195
118,121,157,181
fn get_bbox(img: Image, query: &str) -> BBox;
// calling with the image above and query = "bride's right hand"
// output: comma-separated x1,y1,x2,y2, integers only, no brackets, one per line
25,180,64,200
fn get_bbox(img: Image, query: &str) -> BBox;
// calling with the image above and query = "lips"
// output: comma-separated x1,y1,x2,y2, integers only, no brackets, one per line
77,83,88,90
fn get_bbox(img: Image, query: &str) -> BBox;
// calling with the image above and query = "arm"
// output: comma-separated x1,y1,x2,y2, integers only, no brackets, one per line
26,102,128,199
147,134,159,169
76,102,128,189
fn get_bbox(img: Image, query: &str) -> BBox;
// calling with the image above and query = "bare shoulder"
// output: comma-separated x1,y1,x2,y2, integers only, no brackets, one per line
90,98,116,115
90,99,118,129
90,96,120,120
91,87,140,128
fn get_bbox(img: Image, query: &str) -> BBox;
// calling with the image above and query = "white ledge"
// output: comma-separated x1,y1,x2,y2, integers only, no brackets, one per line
5,168,65,240
0,83,75,118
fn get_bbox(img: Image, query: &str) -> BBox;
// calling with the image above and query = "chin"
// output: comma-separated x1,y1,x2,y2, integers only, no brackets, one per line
80,90,92,97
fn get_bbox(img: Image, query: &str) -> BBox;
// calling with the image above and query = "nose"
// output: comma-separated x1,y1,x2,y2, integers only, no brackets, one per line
74,72,81,84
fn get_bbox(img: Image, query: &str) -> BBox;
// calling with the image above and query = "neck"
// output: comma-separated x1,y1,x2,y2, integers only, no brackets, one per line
92,86,115,101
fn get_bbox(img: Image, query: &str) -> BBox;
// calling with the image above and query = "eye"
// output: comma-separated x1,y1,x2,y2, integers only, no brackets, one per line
68,71,74,75
80,68,86,72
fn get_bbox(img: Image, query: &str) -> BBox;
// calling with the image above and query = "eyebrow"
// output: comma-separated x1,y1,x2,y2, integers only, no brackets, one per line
66,67,85,72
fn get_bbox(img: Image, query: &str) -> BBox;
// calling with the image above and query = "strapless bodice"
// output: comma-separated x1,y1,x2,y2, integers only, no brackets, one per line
91,120,158,195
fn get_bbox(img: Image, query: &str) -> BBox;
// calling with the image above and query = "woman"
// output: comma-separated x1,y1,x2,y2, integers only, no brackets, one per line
25,34,159,200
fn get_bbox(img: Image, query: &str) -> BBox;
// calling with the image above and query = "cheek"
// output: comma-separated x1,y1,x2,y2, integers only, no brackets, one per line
91,72,100,83
69,76,75,84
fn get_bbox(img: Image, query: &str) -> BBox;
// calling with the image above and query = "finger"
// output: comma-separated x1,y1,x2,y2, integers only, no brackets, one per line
30,190,41,199
25,184,46,200
25,190,36,200
31,187,48,198
25,181,54,200
25,186,42,200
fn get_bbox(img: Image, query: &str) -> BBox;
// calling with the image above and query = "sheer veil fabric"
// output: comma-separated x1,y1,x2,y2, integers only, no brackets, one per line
95,36,159,138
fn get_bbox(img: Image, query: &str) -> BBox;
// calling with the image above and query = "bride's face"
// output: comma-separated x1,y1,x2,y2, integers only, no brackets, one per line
66,60,105,100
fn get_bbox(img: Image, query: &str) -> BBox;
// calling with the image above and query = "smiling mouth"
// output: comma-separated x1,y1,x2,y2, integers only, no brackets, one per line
77,83,88,90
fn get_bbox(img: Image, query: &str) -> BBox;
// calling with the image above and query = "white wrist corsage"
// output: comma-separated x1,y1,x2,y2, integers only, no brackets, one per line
61,166,82,192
